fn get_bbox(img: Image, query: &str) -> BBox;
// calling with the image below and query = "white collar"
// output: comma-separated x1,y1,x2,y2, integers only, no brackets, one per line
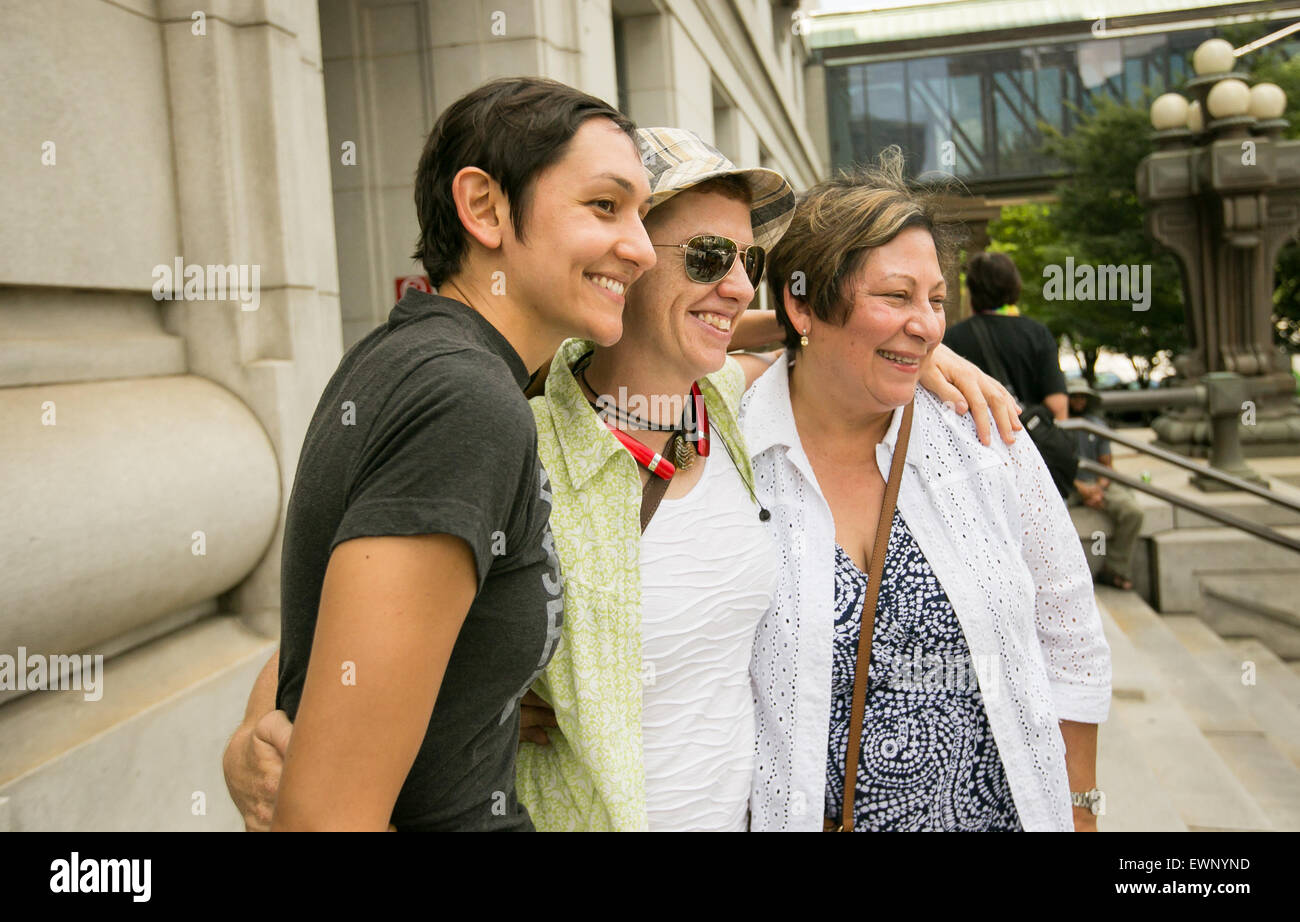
741,352,800,458
743,351,916,472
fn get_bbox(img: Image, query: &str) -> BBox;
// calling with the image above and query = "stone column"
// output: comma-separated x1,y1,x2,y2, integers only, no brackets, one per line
619,7,713,139
157,0,344,622
0,0,337,829
0,376,280,699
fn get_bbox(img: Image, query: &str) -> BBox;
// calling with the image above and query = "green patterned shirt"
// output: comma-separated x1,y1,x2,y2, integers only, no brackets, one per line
515,338,753,831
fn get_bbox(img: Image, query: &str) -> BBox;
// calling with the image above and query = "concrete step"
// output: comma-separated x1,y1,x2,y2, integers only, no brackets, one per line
1149,526,1300,613
1110,439,1300,533
1096,597,1163,703
1101,589,1259,735
1095,607,1189,832
1164,478,1300,530
1165,616,1300,768
1199,572,1300,661
1202,732,1300,831
1223,638,1300,708
1094,590,1272,830
0,614,275,831
1096,708,1188,832
1161,617,1300,830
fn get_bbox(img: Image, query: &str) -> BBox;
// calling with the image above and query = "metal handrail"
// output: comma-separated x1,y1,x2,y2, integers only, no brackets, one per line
1088,375,1295,413
1056,417,1300,515
1091,384,1205,412
1075,460,1300,555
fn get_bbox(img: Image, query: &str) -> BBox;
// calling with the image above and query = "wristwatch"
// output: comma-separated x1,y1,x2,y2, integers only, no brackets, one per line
1071,788,1104,815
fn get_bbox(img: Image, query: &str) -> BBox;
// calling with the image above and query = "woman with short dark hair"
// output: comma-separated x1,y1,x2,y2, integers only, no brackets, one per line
238,77,659,831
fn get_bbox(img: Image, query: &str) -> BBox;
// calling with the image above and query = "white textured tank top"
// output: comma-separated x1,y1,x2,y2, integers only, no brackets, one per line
639,449,779,831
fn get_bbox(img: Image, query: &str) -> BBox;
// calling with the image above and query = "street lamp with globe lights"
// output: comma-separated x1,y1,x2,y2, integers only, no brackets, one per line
1137,38,1300,483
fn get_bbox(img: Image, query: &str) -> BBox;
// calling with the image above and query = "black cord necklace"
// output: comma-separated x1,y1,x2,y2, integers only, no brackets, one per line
570,349,769,520
574,349,695,432
577,365,681,432
573,350,695,469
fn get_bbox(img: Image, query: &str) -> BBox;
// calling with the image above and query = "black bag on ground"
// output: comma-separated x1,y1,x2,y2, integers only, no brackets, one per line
967,314,1078,498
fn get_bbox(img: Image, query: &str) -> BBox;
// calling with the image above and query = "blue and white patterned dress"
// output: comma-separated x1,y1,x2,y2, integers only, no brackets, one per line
825,509,1022,831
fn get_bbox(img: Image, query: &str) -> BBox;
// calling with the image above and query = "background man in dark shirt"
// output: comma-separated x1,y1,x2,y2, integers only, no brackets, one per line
944,251,1068,421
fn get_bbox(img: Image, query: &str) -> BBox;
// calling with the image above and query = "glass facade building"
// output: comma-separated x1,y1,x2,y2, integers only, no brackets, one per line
823,26,1298,190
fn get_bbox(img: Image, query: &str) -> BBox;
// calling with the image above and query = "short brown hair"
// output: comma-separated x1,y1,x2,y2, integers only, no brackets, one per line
766,147,962,350
965,251,1022,312
412,77,636,287
643,175,753,236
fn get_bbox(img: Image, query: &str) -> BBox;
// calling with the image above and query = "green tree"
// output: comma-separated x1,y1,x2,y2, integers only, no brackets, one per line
989,26,1300,376
988,96,1186,385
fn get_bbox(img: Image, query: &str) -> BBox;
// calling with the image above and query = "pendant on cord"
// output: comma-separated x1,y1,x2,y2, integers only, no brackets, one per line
597,377,711,482
672,432,694,471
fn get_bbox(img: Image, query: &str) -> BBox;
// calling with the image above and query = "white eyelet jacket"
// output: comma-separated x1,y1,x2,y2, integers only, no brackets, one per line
742,354,1111,832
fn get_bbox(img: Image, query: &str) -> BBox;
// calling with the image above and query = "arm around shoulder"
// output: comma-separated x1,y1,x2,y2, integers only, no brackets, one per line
730,310,785,352
222,650,293,832
734,350,782,390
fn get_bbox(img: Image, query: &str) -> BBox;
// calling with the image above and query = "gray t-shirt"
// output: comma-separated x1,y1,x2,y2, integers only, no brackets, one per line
1071,413,1111,483
276,290,563,831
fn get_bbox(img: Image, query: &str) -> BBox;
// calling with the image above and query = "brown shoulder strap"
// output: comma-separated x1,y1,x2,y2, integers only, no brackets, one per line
639,434,677,533
838,401,914,832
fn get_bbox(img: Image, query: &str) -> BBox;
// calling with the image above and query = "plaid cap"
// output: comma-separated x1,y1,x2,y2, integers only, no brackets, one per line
636,127,795,251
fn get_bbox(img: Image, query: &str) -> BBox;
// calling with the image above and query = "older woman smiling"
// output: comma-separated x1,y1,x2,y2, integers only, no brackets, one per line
744,150,1111,832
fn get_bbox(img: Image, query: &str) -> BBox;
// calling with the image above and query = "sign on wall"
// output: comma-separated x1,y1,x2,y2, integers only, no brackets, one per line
395,274,432,301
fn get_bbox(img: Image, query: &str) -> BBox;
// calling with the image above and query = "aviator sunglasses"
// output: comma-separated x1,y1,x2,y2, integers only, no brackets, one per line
652,234,766,287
